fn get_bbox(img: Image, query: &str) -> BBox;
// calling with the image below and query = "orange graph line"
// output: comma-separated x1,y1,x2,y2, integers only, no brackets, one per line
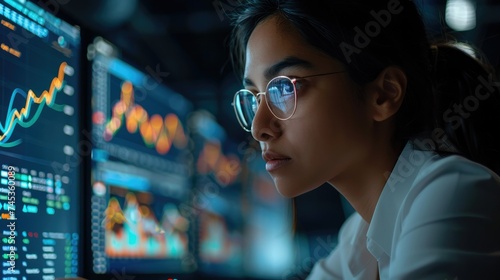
104,81,188,154
197,141,241,186
0,62,66,142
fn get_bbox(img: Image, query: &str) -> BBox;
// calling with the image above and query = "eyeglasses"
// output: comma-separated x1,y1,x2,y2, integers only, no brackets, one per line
232,71,346,132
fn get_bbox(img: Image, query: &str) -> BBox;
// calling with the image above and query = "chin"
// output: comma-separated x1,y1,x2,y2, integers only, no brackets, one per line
273,174,326,198
276,187,299,198
275,182,314,198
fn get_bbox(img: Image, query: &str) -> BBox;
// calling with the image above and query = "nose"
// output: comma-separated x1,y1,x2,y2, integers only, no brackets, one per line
251,96,281,142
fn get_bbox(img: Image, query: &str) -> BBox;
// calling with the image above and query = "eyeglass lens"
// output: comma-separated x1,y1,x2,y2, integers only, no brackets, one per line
234,77,296,130
234,90,257,130
267,77,295,119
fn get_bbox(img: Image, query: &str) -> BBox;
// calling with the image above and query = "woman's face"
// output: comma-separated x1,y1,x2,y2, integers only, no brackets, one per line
244,16,375,197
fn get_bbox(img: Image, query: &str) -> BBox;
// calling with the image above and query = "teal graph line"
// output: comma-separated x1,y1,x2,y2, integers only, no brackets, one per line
1,85,65,147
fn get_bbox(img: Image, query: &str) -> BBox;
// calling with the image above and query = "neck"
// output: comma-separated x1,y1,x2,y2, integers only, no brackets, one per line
328,139,404,223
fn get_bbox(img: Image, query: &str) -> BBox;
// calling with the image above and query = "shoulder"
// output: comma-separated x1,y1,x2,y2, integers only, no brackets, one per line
411,152,500,200
418,151,500,182
386,141,500,213
401,152,500,220
390,153,500,278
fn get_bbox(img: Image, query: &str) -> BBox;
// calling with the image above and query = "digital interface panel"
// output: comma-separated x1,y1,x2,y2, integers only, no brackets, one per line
89,38,194,277
0,0,82,278
243,154,294,280
189,111,245,278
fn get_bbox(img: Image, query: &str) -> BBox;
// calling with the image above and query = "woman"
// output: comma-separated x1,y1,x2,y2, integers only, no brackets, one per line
229,0,500,279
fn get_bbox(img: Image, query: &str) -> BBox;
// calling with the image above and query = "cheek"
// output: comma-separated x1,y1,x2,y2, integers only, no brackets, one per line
299,88,369,139
271,100,371,198
291,92,371,171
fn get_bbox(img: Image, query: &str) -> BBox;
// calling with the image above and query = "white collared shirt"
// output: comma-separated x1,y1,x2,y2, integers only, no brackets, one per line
307,140,500,279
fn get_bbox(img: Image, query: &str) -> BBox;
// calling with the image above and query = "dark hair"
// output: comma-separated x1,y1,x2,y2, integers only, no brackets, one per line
228,0,500,173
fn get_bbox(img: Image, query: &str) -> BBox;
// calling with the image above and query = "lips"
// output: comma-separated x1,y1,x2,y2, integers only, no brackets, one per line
262,151,291,172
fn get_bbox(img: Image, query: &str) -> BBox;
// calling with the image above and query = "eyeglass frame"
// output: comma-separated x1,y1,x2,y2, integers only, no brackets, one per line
231,70,347,132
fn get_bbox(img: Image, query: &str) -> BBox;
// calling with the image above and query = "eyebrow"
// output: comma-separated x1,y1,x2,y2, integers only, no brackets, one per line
243,56,314,87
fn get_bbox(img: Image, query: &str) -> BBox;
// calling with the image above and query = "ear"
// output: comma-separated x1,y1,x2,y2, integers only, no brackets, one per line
364,66,407,122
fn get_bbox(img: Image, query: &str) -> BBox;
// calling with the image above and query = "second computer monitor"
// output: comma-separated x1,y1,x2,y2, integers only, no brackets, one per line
88,38,195,279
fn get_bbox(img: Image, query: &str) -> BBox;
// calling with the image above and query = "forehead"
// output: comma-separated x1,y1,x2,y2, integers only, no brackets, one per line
244,16,335,82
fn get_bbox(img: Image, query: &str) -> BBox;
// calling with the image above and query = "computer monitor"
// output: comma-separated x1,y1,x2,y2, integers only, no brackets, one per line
87,37,195,279
188,110,245,279
242,154,295,280
0,0,82,278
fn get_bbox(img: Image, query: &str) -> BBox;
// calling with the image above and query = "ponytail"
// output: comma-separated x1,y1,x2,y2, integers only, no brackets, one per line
429,42,500,173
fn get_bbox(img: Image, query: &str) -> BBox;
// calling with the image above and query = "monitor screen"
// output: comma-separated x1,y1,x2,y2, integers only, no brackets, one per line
0,0,82,278
242,154,294,280
189,111,244,279
88,37,195,279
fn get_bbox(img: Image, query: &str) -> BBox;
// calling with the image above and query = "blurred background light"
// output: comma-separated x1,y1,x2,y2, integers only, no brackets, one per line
446,0,477,31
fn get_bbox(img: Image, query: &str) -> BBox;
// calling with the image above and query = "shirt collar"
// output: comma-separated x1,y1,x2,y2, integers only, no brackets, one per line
366,140,435,259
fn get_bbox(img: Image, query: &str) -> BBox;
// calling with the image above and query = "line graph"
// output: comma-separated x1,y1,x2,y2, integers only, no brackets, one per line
102,80,188,155
0,62,68,147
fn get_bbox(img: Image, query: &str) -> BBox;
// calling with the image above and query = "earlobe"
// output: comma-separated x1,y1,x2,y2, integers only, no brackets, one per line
369,66,407,122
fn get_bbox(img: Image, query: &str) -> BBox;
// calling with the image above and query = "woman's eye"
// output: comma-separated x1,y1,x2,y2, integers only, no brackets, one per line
294,80,305,93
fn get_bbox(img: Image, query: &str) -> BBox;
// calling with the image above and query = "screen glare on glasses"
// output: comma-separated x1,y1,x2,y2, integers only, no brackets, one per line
232,71,346,132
